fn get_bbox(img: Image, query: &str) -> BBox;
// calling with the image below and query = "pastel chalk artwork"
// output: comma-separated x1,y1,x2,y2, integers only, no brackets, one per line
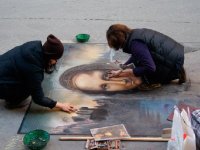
18,43,200,140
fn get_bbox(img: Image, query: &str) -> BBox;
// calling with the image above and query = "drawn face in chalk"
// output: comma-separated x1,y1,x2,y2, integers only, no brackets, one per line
72,70,137,92
59,63,140,93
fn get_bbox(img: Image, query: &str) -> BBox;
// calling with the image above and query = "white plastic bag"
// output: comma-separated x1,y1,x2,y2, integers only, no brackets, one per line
167,107,184,150
167,106,196,150
181,109,196,150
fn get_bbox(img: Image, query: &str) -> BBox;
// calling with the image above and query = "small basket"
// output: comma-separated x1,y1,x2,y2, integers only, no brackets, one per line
76,34,90,43
23,129,50,150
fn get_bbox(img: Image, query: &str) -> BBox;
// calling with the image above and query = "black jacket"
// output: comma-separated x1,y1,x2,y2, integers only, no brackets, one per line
123,28,184,84
0,41,56,108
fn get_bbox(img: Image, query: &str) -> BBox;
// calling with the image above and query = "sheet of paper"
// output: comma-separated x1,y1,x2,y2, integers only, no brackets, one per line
90,124,130,141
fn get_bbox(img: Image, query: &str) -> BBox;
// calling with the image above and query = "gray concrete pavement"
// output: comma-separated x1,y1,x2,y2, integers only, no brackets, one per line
0,0,200,149
0,0,200,51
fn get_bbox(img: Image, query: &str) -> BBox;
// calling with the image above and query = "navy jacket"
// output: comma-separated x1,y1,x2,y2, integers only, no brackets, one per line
0,41,56,108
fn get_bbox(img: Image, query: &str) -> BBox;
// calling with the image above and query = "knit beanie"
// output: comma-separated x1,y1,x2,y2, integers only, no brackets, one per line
42,34,64,59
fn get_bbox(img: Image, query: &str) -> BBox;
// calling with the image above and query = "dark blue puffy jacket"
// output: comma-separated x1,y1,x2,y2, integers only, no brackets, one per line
123,28,184,84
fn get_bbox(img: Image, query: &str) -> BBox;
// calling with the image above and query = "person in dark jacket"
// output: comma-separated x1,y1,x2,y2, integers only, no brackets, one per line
0,34,77,113
106,24,186,90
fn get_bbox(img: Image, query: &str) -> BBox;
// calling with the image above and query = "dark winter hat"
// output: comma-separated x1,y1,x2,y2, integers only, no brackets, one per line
43,34,64,59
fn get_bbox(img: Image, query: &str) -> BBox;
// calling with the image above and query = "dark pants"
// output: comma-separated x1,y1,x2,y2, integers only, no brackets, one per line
0,84,30,105
144,66,185,85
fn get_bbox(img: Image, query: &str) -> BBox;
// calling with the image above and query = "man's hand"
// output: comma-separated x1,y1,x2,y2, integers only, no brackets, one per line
55,102,78,113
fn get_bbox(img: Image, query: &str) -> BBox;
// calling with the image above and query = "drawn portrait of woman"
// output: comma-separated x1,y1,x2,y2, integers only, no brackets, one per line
59,63,142,94
19,43,200,138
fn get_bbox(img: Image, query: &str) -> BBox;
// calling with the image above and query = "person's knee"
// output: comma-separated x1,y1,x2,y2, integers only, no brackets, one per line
134,78,142,86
